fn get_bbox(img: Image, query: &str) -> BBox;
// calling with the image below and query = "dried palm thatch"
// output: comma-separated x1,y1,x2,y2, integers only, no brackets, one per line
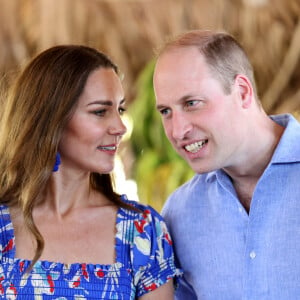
0,0,299,209
0,0,299,114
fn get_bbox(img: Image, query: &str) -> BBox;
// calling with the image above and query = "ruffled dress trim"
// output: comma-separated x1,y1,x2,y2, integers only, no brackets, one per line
0,196,181,299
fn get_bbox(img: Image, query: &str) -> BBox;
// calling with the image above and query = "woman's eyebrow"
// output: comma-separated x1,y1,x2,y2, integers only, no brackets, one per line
87,98,125,106
87,100,113,106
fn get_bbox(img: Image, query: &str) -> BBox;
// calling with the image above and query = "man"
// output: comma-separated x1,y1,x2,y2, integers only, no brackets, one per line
153,30,300,299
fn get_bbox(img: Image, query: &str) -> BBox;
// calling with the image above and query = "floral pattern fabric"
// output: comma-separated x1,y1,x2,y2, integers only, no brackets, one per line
0,195,180,299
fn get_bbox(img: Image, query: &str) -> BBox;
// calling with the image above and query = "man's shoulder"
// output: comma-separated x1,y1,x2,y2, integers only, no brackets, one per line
171,172,215,196
162,172,215,216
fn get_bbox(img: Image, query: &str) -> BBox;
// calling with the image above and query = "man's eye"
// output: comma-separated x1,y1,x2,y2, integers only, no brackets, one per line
159,108,170,116
186,100,198,107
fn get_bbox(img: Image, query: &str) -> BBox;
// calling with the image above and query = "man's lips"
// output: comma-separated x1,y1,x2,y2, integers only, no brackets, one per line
183,140,208,153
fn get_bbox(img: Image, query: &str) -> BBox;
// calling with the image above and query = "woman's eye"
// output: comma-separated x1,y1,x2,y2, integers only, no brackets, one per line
93,109,106,116
119,107,126,115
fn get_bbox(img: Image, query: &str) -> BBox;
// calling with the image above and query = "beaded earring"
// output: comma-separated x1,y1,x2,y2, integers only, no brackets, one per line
52,152,61,172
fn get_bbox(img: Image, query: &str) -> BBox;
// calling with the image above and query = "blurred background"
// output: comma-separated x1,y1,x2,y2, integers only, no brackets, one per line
1,0,299,211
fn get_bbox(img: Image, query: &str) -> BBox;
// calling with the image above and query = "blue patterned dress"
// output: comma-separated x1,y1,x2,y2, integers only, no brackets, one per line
0,195,180,299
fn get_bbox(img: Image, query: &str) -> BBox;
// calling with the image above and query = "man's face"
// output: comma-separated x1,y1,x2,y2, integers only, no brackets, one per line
153,47,246,174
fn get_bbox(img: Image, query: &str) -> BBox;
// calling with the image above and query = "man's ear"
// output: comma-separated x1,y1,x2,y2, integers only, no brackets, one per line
234,74,253,109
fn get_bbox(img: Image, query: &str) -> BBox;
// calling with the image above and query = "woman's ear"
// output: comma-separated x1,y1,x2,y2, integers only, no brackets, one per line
234,74,253,109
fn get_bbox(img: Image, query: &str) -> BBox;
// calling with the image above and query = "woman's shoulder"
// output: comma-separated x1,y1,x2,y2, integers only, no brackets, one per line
118,194,178,294
118,194,171,247
119,194,163,221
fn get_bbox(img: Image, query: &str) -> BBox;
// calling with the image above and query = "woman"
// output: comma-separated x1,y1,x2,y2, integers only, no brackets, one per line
0,45,179,299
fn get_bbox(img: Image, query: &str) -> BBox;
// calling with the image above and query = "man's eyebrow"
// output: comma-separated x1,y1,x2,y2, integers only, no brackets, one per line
156,95,194,110
156,104,167,110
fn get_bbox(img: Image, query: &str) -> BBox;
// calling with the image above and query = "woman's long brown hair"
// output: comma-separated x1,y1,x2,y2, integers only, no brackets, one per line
0,45,136,269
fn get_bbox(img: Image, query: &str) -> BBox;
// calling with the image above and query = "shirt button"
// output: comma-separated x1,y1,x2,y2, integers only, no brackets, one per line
250,251,256,259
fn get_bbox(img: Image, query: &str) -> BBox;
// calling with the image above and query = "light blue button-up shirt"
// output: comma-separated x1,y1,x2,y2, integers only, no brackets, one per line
162,114,300,300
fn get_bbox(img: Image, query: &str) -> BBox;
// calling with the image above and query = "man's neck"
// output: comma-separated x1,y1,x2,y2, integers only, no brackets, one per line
224,117,285,212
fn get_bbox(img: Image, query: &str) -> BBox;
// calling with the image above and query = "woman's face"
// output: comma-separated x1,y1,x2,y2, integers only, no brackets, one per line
58,67,127,175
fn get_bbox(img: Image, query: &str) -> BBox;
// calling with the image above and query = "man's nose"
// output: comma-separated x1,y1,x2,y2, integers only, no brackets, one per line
171,112,192,140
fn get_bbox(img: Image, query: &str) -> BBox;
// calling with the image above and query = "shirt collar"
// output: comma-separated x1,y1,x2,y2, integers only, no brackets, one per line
205,113,300,183
269,114,300,164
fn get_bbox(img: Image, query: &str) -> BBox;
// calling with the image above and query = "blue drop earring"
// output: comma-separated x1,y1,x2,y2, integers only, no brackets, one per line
52,152,61,172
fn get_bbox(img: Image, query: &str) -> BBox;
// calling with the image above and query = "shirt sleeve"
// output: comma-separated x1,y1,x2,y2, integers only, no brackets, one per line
130,205,182,297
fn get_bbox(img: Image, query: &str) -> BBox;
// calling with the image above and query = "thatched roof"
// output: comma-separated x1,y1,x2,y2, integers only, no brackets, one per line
0,0,299,114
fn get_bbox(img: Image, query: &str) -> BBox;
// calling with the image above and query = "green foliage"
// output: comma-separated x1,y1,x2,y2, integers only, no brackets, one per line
128,60,194,212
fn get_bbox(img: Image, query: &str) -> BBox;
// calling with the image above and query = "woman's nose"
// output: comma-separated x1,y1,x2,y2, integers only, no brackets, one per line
108,115,127,137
